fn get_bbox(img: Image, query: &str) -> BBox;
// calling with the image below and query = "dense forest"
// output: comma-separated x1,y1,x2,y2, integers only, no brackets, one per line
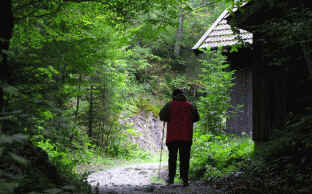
1,0,312,193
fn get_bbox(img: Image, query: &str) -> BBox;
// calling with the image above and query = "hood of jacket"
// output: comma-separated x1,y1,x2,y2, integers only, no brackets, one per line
173,93,187,101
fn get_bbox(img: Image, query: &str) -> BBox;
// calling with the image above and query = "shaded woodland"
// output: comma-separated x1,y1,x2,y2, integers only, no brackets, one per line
1,0,312,194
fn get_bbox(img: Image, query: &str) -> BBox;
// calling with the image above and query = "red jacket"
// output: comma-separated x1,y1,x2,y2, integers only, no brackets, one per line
159,94,200,143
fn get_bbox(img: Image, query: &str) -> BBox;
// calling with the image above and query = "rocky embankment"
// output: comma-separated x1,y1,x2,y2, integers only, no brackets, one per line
120,111,167,152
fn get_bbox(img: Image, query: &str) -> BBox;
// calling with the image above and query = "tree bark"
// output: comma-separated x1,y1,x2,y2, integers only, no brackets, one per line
88,85,94,138
0,0,14,131
252,40,272,142
174,5,184,58
301,43,312,77
75,74,82,120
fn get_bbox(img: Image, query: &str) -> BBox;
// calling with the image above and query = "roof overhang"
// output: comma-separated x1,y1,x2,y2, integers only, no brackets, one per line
192,3,253,51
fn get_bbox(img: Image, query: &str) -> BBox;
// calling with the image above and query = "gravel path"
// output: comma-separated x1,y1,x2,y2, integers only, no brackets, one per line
87,162,221,194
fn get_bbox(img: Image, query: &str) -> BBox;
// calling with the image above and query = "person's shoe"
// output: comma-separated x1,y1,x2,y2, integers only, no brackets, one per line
183,181,189,187
166,178,174,185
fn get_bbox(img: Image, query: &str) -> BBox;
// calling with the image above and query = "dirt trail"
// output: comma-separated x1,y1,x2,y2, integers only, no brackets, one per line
87,162,221,194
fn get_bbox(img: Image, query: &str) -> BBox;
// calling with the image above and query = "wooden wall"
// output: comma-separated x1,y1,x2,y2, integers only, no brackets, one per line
224,43,288,141
226,69,253,136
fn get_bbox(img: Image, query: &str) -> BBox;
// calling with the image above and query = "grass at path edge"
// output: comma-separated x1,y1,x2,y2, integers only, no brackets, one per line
76,151,168,175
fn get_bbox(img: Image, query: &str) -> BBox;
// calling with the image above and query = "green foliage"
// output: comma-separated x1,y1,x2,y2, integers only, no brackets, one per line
132,98,162,117
197,49,235,132
34,137,95,174
191,130,254,179
1,0,254,193
199,1,312,193
0,131,94,194
186,49,254,181
102,128,151,160
0,133,25,194
4,0,168,192
211,112,312,193
230,0,312,67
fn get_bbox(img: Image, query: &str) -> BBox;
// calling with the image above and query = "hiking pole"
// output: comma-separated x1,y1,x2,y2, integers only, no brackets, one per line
159,121,166,178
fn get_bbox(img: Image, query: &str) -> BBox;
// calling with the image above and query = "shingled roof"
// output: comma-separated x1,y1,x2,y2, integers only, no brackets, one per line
192,9,253,50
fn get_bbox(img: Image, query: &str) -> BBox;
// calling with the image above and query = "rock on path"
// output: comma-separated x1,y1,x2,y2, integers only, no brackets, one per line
87,162,221,194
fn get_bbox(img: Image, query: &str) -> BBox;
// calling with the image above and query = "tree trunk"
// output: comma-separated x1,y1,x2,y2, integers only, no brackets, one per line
174,5,184,58
252,39,289,146
252,40,272,142
301,43,312,77
0,0,14,131
88,85,94,138
75,74,82,120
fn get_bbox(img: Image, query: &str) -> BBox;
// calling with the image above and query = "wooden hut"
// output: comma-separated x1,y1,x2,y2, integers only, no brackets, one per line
193,9,254,137
193,1,312,143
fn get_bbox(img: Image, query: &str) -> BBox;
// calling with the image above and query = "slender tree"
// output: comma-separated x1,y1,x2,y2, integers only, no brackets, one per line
88,85,94,138
174,3,185,57
0,0,14,132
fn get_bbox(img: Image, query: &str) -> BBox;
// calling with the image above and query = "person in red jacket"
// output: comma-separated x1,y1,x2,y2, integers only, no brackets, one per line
159,88,200,186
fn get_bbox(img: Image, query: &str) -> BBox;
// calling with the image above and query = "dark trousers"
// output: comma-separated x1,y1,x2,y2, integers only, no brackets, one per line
166,141,192,182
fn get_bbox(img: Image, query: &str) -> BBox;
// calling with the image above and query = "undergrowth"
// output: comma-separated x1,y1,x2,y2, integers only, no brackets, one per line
0,133,94,194
211,112,312,194
190,130,254,180
0,130,157,194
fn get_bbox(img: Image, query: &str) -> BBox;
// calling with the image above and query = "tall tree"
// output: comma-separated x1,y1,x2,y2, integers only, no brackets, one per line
0,1,15,134
0,0,13,123
174,3,185,57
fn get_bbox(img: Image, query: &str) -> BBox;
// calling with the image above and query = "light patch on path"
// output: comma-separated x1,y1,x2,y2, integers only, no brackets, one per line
87,162,221,194
88,162,163,193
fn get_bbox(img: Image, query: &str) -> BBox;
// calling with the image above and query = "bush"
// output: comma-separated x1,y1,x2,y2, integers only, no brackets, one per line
196,49,234,132
189,49,254,180
190,130,254,179
211,112,312,194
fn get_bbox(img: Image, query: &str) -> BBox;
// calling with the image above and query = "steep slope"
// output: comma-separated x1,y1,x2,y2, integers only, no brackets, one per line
121,111,166,152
